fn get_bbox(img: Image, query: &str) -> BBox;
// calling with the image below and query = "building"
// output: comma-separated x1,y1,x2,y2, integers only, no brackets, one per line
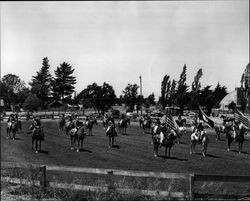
219,88,243,110
241,63,250,111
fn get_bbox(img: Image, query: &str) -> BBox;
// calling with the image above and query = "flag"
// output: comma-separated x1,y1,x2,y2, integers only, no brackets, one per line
234,108,250,128
164,113,177,131
198,105,215,128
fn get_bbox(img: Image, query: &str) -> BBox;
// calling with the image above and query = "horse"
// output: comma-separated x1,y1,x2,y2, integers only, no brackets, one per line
190,130,209,157
106,124,117,148
29,123,45,153
142,119,152,134
225,125,247,154
85,118,98,136
118,118,130,134
139,117,144,128
65,120,75,135
58,117,66,134
214,123,225,141
103,117,114,130
175,126,186,144
69,122,86,152
152,126,176,158
6,120,18,140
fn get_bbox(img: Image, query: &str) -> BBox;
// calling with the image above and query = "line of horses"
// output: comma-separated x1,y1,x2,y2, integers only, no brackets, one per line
4,114,248,158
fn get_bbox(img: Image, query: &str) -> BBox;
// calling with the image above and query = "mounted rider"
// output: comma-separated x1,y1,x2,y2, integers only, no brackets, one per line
106,120,117,136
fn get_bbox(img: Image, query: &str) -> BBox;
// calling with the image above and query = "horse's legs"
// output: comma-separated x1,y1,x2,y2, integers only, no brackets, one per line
227,138,232,151
70,136,74,150
35,140,38,153
77,140,80,152
108,137,110,148
154,143,158,157
239,141,243,154
203,143,207,157
12,131,16,140
81,139,83,150
39,140,41,151
32,138,34,150
190,141,194,154
6,127,9,139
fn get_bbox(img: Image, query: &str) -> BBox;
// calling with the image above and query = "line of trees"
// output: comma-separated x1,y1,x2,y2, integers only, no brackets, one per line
1,58,248,114
159,64,228,115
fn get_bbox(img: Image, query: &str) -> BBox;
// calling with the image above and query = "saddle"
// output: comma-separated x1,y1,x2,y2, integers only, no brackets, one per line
32,127,44,141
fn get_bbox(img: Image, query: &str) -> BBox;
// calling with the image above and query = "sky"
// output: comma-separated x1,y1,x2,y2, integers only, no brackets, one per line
1,1,249,99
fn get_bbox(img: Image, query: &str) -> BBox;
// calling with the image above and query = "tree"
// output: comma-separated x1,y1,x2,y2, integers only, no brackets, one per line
228,101,236,111
160,75,170,109
204,94,216,115
76,82,116,113
146,93,155,105
100,82,116,112
169,79,176,106
29,57,52,109
190,68,203,109
213,82,228,108
1,74,27,109
23,94,41,111
2,74,26,93
52,62,76,103
176,64,189,114
239,88,247,114
122,83,139,111
198,85,212,106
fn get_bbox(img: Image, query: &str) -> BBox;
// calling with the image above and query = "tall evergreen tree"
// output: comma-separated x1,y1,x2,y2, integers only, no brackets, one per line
29,57,52,109
169,79,176,106
190,68,203,108
160,75,170,109
52,62,76,103
176,64,189,114
213,82,228,108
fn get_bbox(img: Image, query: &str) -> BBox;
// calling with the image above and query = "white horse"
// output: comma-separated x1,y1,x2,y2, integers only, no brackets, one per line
190,129,209,157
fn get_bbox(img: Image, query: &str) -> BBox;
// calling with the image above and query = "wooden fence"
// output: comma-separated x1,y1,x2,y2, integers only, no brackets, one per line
1,162,250,200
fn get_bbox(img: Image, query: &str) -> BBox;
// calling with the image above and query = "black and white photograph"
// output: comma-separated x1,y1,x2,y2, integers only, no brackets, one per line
1,1,249,200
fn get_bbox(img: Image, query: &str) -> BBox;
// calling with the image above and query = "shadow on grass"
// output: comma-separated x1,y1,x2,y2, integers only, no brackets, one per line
194,152,221,158
13,138,24,141
231,150,249,155
112,145,120,149
38,150,49,155
159,155,188,161
79,149,92,153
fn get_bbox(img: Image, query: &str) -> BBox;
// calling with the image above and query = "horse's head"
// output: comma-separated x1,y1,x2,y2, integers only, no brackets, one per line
93,118,98,125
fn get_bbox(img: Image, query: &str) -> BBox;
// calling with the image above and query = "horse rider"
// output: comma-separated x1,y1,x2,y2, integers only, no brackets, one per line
176,115,183,127
85,116,90,126
33,116,41,128
106,120,117,136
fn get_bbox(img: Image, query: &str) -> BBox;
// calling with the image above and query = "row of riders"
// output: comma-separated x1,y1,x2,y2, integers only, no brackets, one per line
6,112,248,156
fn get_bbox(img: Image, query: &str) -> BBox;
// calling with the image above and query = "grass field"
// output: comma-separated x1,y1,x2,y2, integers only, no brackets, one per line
1,119,250,199
1,119,250,175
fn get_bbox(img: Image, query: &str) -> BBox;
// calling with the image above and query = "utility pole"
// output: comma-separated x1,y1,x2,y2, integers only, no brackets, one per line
139,75,142,115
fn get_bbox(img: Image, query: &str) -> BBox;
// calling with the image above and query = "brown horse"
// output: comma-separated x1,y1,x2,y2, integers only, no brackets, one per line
225,125,247,154
118,118,130,134
85,118,98,136
58,117,66,134
7,121,18,140
143,119,152,134
106,124,117,148
29,123,45,153
69,122,86,152
152,126,176,158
